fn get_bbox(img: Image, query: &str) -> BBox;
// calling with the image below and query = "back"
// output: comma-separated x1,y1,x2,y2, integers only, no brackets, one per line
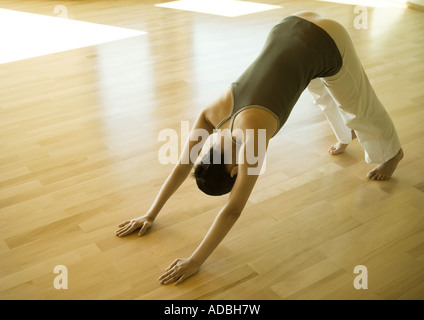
229,16,342,134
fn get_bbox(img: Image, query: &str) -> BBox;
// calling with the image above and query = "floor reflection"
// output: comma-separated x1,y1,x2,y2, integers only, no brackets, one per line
0,8,146,64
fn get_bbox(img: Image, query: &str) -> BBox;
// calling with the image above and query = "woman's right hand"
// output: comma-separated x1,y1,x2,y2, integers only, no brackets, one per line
115,215,153,237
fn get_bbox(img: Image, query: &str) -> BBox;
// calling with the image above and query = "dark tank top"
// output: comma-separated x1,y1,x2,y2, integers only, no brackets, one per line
216,16,342,138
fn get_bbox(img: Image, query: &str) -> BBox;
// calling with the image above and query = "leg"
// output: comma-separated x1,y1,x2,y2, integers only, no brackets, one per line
314,17,403,180
307,78,354,155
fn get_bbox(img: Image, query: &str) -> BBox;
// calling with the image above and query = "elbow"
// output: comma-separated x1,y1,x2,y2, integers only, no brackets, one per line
221,205,242,220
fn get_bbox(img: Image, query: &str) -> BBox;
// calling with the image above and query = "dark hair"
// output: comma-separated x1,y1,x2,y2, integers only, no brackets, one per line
193,146,237,196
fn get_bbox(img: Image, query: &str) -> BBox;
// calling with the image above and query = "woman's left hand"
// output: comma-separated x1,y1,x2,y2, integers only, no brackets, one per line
159,258,200,285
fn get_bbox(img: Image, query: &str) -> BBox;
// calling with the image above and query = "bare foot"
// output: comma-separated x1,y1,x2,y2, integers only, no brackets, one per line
367,148,404,181
328,142,349,155
328,131,356,155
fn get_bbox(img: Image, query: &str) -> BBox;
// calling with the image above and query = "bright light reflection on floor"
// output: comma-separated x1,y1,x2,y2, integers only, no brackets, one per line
317,0,407,8
155,0,281,17
0,9,146,64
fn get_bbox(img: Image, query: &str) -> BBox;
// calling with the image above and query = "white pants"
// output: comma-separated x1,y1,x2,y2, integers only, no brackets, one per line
303,14,401,164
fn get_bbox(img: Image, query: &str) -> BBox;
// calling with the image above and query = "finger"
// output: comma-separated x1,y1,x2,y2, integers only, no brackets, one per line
164,277,177,285
159,267,175,281
163,272,180,285
117,221,135,236
116,225,131,236
159,274,169,283
159,269,177,284
118,220,130,228
138,222,149,237
115,226,127,235
117,220,133,232
175,275,186,286
115,224,129,234
116,223,130,234
166,259,180,271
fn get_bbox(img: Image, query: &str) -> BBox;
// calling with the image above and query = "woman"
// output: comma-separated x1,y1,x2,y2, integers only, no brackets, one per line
115,11,403,285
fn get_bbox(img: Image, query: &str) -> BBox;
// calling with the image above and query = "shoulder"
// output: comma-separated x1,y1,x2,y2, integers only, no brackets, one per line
203,89,233,127
233,107,278,142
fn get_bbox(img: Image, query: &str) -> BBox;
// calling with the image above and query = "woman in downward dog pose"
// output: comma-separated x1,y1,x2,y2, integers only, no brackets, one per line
116,11,403,285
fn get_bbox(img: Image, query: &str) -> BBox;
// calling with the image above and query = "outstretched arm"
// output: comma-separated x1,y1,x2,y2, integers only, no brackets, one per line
115,110,214,237
159,136,268,285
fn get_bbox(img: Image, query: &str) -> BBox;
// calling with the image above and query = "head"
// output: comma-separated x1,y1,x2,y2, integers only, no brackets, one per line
193,146,238,196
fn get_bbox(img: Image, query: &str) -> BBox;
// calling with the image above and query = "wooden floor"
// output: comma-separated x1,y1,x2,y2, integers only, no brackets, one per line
1,0,423,300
